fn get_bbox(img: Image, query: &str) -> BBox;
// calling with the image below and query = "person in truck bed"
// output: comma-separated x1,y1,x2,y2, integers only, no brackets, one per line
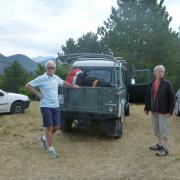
66,68,110,87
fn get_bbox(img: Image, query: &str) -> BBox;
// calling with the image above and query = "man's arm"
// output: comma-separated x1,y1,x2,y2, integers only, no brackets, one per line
63,81,78,89
25,83,42,99
168,81,175,115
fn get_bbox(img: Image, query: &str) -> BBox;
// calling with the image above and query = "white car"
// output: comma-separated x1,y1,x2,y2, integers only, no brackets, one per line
175,89,180,116
0,89,30,114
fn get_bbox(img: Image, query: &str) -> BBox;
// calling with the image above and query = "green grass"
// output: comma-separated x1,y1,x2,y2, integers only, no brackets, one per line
0,102,180,179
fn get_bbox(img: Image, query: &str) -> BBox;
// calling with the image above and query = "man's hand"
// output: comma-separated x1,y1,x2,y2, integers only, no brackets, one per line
64,81,79,89
37,93,43,100
72,85,79,89
25,83,43,99
144,111,149,115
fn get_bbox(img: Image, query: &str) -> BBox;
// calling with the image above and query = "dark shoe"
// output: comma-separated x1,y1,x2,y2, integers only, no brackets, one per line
149,144,162,151
156,147,169,156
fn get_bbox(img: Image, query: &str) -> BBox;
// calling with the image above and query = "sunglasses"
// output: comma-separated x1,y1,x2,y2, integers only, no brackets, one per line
47,67,55,70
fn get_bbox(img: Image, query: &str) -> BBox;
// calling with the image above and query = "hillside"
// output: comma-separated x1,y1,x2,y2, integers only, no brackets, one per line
38,57,56,65
0,54,58,74
7,54,38,73
0,54,11,74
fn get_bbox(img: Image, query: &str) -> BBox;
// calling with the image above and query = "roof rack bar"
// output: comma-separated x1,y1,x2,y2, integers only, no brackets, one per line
57,53,115,63
57,53,128,66
56,53,127,71
58,53,114,59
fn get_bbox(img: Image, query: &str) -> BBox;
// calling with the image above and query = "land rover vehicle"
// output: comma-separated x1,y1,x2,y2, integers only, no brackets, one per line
57,53,147,138
175,89,180,116
0,89,30,114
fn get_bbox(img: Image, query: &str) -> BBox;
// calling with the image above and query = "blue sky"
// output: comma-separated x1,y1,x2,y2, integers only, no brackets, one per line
0,0,179,58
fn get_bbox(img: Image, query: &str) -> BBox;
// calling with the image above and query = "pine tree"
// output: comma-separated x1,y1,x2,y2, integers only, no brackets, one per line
1,61,29,92
98,0,179,70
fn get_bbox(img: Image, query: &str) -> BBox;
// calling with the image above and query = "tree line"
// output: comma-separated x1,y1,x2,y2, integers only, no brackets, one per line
0,0,180,95
0,61,70,99
61,0,180,90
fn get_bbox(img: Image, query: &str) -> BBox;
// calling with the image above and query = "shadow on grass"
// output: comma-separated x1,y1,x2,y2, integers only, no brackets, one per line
60,125,119,142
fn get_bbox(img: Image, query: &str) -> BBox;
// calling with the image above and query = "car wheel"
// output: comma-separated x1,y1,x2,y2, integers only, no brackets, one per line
175,102,180,116
11,102,24,113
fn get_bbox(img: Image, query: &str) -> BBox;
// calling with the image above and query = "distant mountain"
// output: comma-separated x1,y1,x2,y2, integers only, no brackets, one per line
7,54,38,73
0,54,10,64
0,54,38,74
32,56,55,63
39,58,57,65
0,54,11,74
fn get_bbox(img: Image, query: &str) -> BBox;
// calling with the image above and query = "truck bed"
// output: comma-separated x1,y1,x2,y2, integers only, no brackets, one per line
58,86,118,115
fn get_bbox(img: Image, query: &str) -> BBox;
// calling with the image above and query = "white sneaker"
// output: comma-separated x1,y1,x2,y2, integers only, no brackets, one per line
48,147,58,159
40,135,48,150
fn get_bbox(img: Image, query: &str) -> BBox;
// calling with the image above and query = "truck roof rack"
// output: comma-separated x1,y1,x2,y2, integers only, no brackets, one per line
56,53,127,69
115,57,127,70
56,53,115,63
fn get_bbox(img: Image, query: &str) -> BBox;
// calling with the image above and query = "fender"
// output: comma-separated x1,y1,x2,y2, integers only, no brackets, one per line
118,99,126,122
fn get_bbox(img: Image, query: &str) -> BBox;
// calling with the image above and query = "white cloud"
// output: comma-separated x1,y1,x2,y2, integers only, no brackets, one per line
0,0,116,57
0,0,179,57
164,0,180,31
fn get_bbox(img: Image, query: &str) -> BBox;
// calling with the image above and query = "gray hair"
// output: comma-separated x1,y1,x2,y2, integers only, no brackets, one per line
154,65,165,73
45,60,56,69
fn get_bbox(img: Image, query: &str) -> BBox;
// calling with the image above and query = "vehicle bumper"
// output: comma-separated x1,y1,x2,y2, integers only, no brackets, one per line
61,111,119,121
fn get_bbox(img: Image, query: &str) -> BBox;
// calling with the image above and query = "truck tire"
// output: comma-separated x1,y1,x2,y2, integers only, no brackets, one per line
60,113,73,131
103,119,123,138
175,102,180,116
125,104,129,116
11,101,24,113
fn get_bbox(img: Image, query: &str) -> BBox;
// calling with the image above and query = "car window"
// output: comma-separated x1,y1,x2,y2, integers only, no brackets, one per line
116,69,121,85
132,69,151,85
116,68,128,86
84,69,112,83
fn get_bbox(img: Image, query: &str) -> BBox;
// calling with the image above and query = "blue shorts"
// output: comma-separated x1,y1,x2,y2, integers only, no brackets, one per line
40,107,60,128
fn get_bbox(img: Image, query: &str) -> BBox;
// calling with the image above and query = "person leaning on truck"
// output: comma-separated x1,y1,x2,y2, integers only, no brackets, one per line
25,60,77,159
144,65,174,156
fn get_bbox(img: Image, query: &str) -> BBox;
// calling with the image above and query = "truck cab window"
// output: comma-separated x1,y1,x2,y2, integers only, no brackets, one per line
85,69,112,84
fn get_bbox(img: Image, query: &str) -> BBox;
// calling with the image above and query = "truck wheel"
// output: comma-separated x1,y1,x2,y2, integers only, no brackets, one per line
175,102,180,116
125,104,129,116
103,119,123,138
11,102,24,113
60,114,73,132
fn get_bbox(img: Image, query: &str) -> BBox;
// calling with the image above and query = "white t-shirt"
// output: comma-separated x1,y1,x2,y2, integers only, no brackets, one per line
28,73,64,108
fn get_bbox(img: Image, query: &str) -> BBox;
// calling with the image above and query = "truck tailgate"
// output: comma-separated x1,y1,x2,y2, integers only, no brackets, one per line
61,87,103,113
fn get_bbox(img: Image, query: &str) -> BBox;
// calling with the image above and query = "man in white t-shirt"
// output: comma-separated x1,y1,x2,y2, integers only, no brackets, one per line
26,60,76,158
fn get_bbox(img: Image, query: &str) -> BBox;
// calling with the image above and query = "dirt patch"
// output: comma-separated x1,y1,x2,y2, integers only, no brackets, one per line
0,102,180,180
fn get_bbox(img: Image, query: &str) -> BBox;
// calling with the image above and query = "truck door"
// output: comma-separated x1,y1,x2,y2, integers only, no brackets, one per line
0,90,8,112
128,69,152,103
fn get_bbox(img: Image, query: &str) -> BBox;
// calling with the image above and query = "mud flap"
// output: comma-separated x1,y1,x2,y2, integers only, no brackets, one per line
103,119,123,138
60,112,73,132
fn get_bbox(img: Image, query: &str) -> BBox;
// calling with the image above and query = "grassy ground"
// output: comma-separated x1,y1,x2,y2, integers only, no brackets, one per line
0,101,180,180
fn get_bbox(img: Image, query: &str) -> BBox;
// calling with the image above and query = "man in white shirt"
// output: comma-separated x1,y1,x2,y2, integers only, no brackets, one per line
26,60,76,158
